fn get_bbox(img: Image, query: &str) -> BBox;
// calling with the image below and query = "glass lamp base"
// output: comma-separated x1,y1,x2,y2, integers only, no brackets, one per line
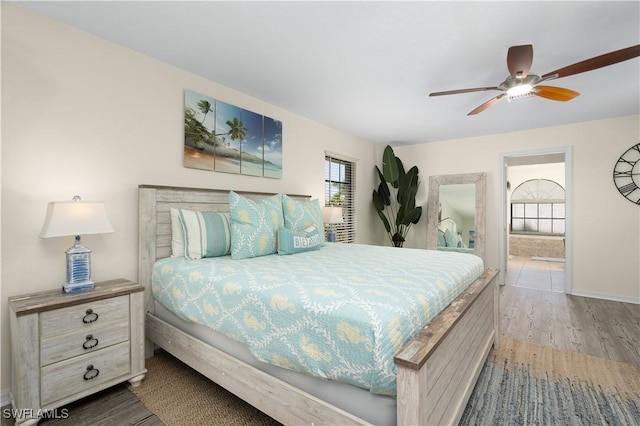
64,236,95,292
327,228,337,242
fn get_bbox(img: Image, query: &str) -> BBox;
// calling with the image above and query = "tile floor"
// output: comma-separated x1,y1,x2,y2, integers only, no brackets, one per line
506,255,566,292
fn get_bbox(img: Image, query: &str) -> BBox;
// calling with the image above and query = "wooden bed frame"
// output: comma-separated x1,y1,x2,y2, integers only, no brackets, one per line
138,184,499,425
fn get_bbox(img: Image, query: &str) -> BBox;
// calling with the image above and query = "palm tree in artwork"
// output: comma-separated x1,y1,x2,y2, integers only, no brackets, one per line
197,100,213,123
226,117,247,146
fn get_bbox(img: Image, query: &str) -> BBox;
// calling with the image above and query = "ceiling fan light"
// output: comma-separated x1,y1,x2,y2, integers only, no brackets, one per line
506,84,533,96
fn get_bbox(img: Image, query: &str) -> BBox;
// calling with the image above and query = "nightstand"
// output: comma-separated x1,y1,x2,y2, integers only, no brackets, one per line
8,279,146,425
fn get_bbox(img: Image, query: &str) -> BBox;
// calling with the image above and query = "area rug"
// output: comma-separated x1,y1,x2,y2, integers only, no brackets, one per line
129,351,278,426
130,338,640,426
459,336,640,425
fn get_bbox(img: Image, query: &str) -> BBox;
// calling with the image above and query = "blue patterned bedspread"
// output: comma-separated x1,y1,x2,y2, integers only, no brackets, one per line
152,243,484,395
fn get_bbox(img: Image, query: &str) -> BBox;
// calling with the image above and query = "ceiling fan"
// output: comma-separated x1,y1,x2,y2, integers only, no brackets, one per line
429,44,640,115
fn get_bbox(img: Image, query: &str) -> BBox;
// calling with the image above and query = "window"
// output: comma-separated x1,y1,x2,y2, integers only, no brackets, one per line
325,154,356,243
511,202,565,234
510,179,565,235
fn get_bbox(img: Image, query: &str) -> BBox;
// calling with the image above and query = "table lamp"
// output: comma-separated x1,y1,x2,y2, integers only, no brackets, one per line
322,206,343,242
40,195,114,292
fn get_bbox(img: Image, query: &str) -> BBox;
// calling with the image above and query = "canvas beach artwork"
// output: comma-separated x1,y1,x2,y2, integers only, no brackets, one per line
183,90,282,178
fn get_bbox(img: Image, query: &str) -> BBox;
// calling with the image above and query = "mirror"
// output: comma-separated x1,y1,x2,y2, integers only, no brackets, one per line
426,172,486,261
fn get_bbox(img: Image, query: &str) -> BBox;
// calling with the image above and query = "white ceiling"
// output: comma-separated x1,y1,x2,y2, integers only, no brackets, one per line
14,1,640,145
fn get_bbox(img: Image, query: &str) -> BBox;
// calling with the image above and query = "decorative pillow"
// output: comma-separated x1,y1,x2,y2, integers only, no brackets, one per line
169,208,186,257
229,191,283,259
177,209,231,260
281,194,324,246
437,229,447,247
444,228,462,248
278,226,322,255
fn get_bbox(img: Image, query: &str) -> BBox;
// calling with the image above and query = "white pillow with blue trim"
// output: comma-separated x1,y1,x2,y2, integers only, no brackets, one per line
229,191,283,260
282,194,324,246
177,209,231,260
169,208,186,257
278,226,322,255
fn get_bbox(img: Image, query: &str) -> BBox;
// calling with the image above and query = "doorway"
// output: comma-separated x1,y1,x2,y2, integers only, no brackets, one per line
499,147,572,294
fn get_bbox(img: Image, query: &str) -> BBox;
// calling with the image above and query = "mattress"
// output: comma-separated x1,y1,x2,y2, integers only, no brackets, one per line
151,243,484,396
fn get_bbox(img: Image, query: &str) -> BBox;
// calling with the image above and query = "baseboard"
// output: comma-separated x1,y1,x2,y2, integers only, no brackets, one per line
570,289,640,305
0,388,12,407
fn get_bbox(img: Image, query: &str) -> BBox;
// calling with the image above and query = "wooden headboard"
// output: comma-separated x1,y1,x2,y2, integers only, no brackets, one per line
138,184,310,313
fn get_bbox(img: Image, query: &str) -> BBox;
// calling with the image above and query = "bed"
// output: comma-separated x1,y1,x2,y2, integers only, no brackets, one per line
138,184,499,425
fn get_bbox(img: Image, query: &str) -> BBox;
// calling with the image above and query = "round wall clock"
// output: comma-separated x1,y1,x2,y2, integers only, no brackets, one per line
613,143,640,205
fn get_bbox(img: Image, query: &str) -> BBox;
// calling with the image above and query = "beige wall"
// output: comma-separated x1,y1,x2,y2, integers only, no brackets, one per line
394,115,640,303
0,5,378,391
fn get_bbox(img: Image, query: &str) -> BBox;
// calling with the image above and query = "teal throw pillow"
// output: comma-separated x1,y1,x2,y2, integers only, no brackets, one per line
278,226,322,255
229,191,283,259
444,228,462,248
282,194,324,246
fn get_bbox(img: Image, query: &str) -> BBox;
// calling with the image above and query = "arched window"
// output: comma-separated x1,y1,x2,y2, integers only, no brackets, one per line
511,179,565,235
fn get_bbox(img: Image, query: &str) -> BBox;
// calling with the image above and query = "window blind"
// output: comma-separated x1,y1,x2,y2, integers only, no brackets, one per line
324,154,356,243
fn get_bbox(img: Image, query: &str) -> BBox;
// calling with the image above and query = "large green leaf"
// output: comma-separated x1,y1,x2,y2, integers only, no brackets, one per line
372,190,383,212
405,166,419,190
376,209,391,233
373,181,391,206
391,157,405,189
412,206,423,224
397,165,415,203
381,146,399,185
403,206,422,225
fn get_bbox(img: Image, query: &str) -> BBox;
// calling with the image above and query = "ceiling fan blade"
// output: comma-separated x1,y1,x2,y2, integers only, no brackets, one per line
467,94,505,115
541,45,640,79
507,44,533,78
534,85,580,102
429,87,501,97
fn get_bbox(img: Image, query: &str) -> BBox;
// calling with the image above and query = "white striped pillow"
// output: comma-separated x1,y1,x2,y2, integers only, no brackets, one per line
169,208,186,257
177,209,231,260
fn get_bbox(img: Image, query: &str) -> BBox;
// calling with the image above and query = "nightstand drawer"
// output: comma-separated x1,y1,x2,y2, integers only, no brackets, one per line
41,319,130,366
40,295,129,337
41,341,131,406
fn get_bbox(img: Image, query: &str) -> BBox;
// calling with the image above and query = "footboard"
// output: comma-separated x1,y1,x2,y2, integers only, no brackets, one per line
395,268,499,425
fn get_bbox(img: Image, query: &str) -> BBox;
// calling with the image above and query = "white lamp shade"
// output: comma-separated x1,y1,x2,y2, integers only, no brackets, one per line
40,199,115,238
322,206,344,224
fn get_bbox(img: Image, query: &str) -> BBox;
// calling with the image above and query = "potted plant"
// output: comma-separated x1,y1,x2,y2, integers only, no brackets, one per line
372,145,422,247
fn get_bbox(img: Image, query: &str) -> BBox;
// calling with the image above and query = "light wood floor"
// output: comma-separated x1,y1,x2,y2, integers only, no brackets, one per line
501,258,640,371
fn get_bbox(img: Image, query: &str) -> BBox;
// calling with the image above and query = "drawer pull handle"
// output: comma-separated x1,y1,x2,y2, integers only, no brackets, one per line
83,365,100,381
82,334,99,350
82,309,99,324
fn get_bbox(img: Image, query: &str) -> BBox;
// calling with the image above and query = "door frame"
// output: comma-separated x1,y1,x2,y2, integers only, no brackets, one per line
498,146,572,293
